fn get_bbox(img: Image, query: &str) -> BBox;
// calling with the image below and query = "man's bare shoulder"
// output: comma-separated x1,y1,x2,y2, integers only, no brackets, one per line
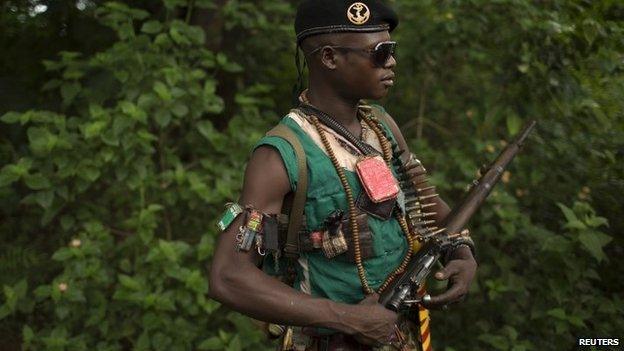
239,145,292,214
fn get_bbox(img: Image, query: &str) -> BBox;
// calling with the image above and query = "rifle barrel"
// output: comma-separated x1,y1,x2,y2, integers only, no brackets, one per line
443,120,536,235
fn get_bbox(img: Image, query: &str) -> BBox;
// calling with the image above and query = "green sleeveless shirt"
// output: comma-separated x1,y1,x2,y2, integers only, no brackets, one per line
253,109,408,304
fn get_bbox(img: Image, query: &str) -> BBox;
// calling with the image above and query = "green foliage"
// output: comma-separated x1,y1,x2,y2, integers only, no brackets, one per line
1,0,622,350
392,1,623,349
0,1,276,349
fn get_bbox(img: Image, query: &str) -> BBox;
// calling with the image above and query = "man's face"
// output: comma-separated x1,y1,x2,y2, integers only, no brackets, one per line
331,31,396,101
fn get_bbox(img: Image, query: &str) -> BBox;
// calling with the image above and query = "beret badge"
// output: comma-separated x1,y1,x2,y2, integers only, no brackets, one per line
347,2,370,25
294,0,397,43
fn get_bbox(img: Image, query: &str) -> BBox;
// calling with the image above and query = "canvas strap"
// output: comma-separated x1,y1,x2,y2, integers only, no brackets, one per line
266,124,308,259
367,105,391,134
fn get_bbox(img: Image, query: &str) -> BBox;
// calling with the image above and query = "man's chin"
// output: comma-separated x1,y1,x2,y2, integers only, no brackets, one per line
367,89,390,101
350,86,390,101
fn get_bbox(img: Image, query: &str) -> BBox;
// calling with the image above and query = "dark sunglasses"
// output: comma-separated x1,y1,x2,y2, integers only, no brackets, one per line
309,41,397,67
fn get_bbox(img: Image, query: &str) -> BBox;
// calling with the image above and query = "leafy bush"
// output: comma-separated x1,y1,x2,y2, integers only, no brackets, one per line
1,0,622,350
0,1,276,350
393,1,624,349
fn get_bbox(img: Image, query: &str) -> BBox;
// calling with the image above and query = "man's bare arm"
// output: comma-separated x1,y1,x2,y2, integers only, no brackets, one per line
208,145,397,343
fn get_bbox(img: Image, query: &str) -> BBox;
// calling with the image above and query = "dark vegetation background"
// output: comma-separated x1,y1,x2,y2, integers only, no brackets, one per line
0,0,622,350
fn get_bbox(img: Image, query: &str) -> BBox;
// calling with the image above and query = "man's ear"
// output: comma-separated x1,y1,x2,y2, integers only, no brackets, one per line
319,46,339,70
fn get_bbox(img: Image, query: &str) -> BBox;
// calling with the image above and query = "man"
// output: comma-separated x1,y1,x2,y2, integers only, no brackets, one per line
209,1,477,350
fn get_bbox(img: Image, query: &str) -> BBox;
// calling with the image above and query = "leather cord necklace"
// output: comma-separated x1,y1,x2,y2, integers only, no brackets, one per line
299,104,380,157
298,98,415,295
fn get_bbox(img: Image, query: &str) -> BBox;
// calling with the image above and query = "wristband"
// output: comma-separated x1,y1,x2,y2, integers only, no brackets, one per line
442,233,476,263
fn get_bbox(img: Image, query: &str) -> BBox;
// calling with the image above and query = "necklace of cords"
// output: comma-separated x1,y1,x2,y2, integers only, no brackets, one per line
300,100,416,295
299,104,380,157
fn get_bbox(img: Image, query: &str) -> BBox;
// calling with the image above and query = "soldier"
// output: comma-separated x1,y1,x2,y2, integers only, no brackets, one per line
209,1,477,350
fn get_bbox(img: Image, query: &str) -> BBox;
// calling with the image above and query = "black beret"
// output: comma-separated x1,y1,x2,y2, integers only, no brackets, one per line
295,1,399,44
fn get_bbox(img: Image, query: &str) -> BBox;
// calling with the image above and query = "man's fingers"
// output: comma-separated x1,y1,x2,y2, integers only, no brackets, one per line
425,259,475,309
422,283,465,309
434,262,461,280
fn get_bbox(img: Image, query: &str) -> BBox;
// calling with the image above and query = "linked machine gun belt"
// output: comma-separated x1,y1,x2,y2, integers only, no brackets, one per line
379,121,537,311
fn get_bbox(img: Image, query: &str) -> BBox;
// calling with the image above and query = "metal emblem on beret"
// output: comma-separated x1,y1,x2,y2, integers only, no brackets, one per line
347,2,370,25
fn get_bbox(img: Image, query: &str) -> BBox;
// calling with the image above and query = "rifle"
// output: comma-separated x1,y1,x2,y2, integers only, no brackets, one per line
379,121,537,311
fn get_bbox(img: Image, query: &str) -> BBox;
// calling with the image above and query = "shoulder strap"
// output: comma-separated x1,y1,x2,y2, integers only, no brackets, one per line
368,105,402,149
266,124,307,259
368,105,391,130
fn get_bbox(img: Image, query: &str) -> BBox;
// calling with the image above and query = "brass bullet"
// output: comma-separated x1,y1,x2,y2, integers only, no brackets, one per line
416,185,436,193
418,193,439,201
400,163,422,172
407,211,437,218
429,228,446,236
404,199,421,206
412,177,430,185
406,207,422,214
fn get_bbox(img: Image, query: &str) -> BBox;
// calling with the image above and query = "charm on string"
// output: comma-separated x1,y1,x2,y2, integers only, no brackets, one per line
321,210,348,259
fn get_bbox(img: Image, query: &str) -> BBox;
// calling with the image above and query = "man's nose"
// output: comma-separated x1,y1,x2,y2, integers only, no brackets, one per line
385,54,397,68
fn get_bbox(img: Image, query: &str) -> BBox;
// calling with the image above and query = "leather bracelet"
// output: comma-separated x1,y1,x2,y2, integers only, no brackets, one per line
443,237,476,263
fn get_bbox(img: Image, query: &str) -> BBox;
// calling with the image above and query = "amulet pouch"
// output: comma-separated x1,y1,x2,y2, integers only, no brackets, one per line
355,155,399,220
356,155,400,203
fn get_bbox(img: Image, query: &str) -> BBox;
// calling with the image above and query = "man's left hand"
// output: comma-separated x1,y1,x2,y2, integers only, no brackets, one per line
422,246,477,309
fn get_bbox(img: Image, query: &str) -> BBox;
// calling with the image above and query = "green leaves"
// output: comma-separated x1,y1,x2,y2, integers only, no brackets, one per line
171,103,189,117
216,52,243,73
27,127,57,155
169,20,206,45
578,231,612,262
52,248,73,262
197,234,214,261
0,1,278,350
119,101,147,122
158,240,179,262
197,121,225,147
506,114,522,136
163,0,187,10
1,111,20,124
118,274,142,291
0,158,33,187
22,325,34,347
60,82,81,106
0,279,28,320
198,336,223,350
153,82,172,101
81,121,108,139
24,173,51,190
141,20,163,34
3,1,622,351
557,202,612,261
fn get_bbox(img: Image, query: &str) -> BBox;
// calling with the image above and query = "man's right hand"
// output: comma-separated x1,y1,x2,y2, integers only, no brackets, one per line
350,293,399,346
